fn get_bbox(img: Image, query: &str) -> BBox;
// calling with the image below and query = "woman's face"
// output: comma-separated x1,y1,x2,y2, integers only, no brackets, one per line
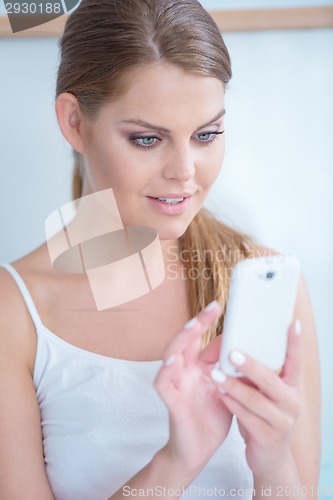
80,63,226,241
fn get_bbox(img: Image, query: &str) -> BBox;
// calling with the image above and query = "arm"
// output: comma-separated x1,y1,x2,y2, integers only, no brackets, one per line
289,274,321,491
209,273,321,500
253,274,321,498
0,269,55,500
109,448,196,499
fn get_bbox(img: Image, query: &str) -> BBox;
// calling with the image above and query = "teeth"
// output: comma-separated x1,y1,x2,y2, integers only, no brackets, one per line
158,197,185,204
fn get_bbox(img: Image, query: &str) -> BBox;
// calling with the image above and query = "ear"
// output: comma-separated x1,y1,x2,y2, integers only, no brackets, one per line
55,92,87,154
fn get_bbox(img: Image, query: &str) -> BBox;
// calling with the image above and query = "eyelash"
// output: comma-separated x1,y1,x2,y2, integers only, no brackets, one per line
129,131,224,151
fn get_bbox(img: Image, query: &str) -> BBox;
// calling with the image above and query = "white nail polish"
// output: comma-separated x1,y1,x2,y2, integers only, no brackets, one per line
164,354,175,366
210,367,227,384
230,350,246,366
204,300,218,313
183,317,198,330
295,319,302,336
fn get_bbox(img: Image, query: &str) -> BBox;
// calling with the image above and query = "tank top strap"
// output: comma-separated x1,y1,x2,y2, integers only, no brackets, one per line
0,262,43,331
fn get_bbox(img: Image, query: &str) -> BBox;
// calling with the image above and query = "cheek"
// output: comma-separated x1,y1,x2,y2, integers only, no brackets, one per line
85,140,126,187
199,146,225,189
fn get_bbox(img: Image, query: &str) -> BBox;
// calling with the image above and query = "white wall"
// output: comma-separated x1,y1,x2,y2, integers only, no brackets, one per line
0,2,332,493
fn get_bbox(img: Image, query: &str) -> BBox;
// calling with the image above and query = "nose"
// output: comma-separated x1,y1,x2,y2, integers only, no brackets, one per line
161,143,196,182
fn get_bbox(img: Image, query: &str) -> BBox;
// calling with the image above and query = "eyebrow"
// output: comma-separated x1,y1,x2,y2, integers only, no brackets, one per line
121,109,226,133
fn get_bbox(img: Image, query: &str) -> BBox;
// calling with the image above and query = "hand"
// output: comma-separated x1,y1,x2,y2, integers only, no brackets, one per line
154,301,233,476
210,320,303,480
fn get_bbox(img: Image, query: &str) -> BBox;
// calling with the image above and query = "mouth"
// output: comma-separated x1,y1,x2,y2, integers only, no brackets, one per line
148,196,186,205
147,191,194,203
146,194,193,215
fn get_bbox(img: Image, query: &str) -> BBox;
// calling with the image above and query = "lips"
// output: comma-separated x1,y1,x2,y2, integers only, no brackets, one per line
146,195,191,215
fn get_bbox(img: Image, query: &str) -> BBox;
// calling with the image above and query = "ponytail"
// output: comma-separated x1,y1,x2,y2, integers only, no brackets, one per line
72,150,83,201
179,209,255,349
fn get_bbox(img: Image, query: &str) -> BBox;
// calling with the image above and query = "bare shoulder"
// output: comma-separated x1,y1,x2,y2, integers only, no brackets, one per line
0,252,42,374
0,270,37,375
0,259,54,498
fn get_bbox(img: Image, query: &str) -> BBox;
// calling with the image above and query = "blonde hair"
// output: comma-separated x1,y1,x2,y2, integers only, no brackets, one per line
57,0,256,348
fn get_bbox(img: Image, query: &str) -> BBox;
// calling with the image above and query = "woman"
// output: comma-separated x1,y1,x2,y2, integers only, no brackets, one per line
0,0,321,499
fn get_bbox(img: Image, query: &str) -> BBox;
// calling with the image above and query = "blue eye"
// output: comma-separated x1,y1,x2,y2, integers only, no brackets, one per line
130,136,161,149
138,137,155,146
129,130,224,151
198,133,212,141
197,131,224,143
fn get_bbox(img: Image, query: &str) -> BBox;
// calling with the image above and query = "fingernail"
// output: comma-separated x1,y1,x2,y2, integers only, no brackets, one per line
203,300,219,313
164,354,175,366
295,319,302,336
230,350,246,366
183,317,198,330
210,367,227,384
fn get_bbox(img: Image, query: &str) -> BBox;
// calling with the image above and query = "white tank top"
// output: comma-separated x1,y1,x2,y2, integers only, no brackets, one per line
0,262,253,500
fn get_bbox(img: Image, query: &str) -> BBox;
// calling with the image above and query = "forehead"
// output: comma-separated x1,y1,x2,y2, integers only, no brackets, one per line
99,63,225,130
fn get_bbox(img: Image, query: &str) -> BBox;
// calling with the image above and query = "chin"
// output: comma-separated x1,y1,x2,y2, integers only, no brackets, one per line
155,219,192,242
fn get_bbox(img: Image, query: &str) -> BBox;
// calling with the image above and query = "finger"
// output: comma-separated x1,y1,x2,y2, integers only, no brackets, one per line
184,333,203,368
183,301,223,366
218,392,271,439
219,389,300,448
199,333,222,364
154,353,183,409
227,350,286,399
198,334,223,381
280,320,302,387
224,351,300,415
211,371,291,429
162,300,222,364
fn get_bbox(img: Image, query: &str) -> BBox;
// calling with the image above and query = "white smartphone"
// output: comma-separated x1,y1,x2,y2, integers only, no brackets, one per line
219,254,301,377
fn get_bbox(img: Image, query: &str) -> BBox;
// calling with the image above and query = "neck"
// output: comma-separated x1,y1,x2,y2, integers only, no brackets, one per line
160,238,180,259
159,238,186,283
